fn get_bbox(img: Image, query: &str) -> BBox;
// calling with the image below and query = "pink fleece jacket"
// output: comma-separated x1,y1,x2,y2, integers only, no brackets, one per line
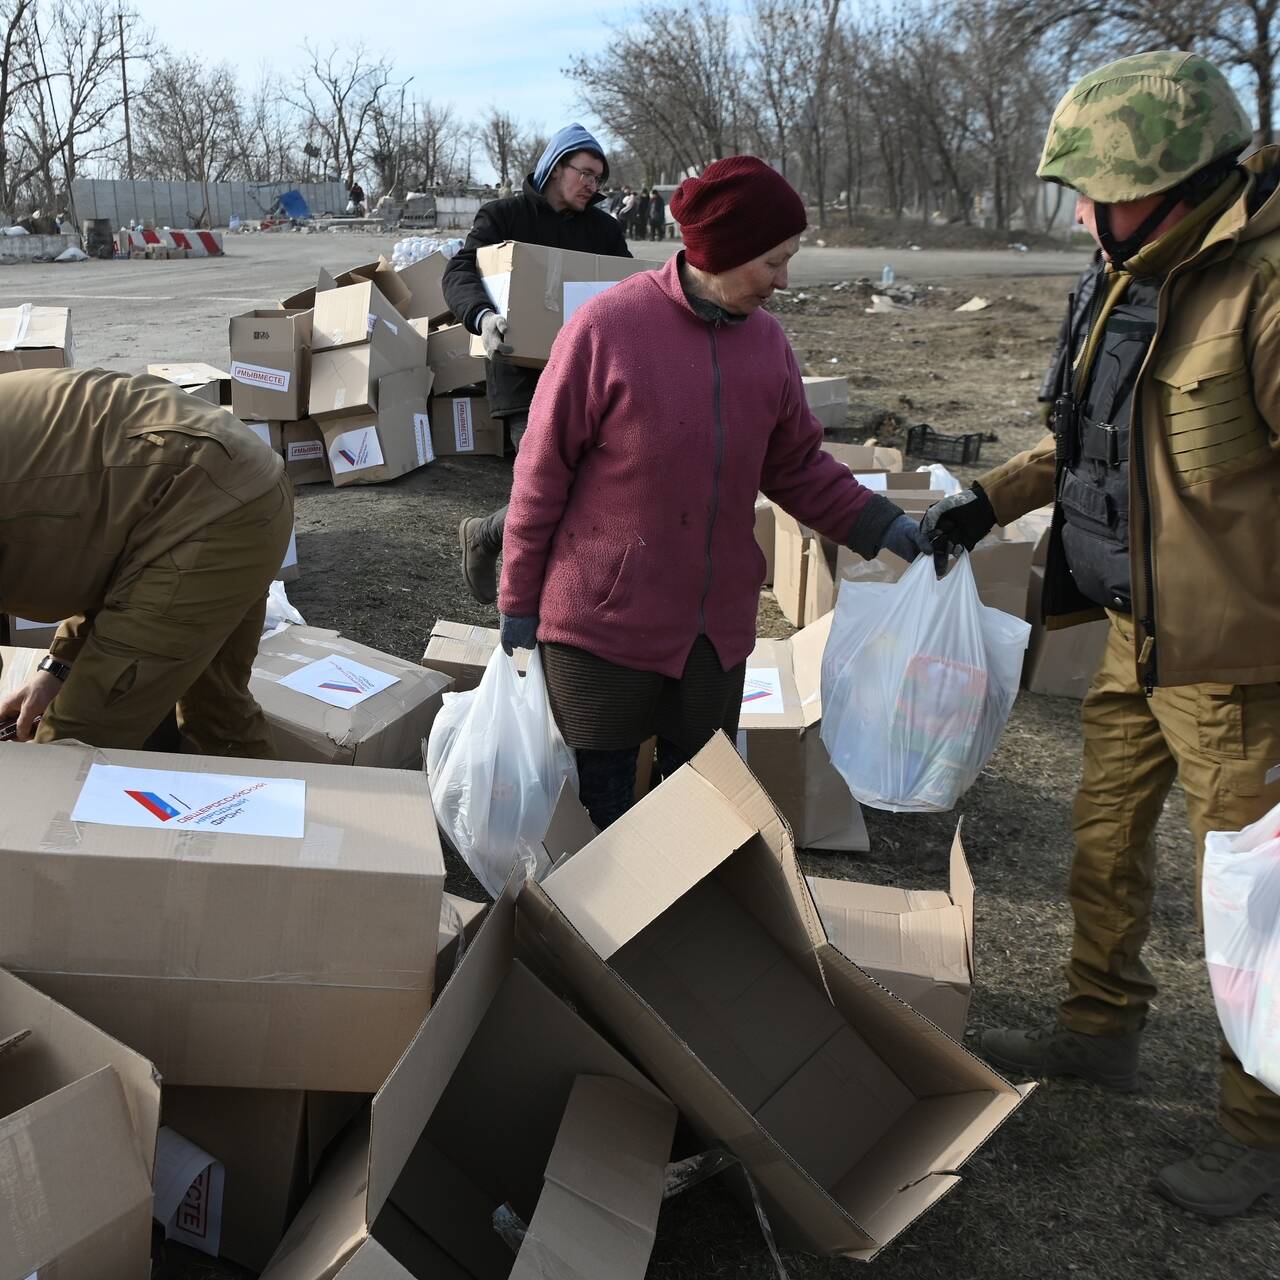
499,255,882,678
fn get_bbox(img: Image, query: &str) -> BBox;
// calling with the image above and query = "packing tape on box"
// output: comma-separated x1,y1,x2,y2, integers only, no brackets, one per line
0,301,31,349
300,821,344,868
544,250,564,314
40,811,82,851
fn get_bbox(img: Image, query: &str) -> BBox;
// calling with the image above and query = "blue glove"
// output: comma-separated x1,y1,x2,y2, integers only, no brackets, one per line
500,613,539,656
878,512,933,563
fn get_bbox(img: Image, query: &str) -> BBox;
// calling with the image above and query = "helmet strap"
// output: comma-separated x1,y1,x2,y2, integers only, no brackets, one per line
1095,189,1186,266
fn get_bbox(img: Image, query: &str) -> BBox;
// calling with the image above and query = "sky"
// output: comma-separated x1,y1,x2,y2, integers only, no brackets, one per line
130,0,618,180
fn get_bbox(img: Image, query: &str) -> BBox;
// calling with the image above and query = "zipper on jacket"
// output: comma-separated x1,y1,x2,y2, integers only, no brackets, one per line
697,323,725,633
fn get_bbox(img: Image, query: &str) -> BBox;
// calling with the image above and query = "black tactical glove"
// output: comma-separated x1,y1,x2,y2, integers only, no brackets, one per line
920,484,997,559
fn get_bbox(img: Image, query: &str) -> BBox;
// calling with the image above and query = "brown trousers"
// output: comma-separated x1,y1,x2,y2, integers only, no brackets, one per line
37,479,294,758
1060,612,1280,1147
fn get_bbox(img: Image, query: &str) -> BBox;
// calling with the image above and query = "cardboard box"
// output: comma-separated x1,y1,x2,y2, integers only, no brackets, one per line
277,525,300,584
252,625,453,768
467,240,649,368
821,442,903,473
430,392,504,457
242,417,284,454
281,267,337,312
0,303,73,372
337,257,413,316
308,321,426,421
807,826,975,1040
803,375,849,430
739,613,868,852
421,619,530,692
0,966,159,1280
754,496,775,586
260,877,676,1280
161,1087,365,1271
0,741,444,1090
416,321,486,395
517,734,1031,1260
282,419,332,486
398,253,453,323
772,507,808,627
148,361,233,406
320,368,435,486
312,278,426,356
3,614,60,650
229,309,312,421
1022,564,1108,699
435,893,488,995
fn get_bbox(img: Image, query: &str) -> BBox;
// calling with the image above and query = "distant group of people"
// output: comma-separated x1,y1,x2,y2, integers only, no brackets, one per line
607,185,667,240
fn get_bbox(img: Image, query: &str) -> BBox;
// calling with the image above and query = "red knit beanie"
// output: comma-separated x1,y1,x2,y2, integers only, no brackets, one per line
671,156,808,272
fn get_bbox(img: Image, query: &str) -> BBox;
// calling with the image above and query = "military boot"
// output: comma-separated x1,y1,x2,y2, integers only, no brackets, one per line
459,516,500,604
980,1022,1141,1091
1154,1132,1280,1217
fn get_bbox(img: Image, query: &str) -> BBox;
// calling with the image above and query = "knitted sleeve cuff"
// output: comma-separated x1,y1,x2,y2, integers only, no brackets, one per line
846,493,903,560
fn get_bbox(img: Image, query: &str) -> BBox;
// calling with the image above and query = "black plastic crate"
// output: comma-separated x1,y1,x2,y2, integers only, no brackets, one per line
905,423,984,465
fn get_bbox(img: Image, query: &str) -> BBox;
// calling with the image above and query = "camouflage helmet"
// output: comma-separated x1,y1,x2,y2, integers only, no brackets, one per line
1038,51,1252,202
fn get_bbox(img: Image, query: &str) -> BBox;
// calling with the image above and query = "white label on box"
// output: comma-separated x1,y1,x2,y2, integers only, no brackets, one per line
452,399,475,452
154,1127,225,1258
72,764,306,838
280,527,298,571
563,280,621,324
244,421,272,446
329,426,384,474
414,412,434,466
853,472,887,490
277,655,400,710
230,360,290,393
741,667,785,715
366,312,378,336
481,270,511,317
287,439,324,462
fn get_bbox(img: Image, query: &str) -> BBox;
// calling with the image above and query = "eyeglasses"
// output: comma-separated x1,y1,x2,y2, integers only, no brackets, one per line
563,162,604,189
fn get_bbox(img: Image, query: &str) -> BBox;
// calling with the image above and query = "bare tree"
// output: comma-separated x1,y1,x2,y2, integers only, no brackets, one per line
288,43,392,184
479,108,520,186
232,69,302,182
0,0,44,215
133,54,242,222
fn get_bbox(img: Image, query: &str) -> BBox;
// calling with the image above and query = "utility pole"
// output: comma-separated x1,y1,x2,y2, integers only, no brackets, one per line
118,9,133,179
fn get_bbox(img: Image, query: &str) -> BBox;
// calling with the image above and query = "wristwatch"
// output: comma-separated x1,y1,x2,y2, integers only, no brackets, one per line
37,656,72,682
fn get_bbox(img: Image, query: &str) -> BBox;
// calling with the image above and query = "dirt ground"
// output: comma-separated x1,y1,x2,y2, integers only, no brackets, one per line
150,269,1276,1279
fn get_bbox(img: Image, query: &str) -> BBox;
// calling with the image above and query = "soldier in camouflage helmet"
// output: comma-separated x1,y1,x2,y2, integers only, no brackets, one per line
923,50,1280,1217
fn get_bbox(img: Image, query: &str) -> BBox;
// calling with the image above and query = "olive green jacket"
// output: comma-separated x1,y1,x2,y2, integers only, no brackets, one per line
0,368,283,664
979,149,1280,687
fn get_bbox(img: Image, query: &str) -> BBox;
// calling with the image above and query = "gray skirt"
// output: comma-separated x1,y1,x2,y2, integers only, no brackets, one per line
540,635,747,753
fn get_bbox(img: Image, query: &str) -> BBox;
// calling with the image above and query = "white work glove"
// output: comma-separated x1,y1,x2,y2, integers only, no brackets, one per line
479,310,512,358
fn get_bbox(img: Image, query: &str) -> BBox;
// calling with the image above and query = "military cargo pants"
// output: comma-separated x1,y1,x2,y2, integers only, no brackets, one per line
1060,612,1280,1147
37,478,294,758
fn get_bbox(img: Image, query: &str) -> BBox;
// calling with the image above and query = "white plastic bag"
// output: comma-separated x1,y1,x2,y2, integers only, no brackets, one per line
426,647,578,898
916,462,962,496
820,553,1029,812
261,579,304,639
1203,800,1280,1093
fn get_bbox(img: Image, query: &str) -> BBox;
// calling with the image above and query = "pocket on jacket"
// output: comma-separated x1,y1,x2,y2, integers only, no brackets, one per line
1058,470,1113,533
1151,332,1270,488
595,544,635,614
1195,682,1246,761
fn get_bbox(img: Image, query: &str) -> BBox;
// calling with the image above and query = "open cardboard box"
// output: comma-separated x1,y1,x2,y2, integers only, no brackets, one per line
517,734,1032,1260
1022,564,1109,699
320,369,435,486
421,620,530,693
161,1087,367,1272
739,613,867,852
0,741,444,1092
229,309,312,421
0,966,159,1280
252,626,453,768
802,375,849,430
0,303,74,372
807,826,975,1041
260,876,676,1280
148,361,233,407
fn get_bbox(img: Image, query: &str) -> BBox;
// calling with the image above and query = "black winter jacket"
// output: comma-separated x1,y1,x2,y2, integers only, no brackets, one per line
442,175,631,418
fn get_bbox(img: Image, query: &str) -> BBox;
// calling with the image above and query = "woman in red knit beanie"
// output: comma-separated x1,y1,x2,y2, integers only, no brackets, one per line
498,156,949,828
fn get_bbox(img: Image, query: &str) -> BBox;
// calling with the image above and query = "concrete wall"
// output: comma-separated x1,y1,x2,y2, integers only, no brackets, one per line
0,232,79,262
434,195,483,228
71,180,351,229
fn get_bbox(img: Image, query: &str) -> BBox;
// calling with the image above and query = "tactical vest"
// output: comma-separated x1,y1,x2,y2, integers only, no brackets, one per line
1058,278,1159,612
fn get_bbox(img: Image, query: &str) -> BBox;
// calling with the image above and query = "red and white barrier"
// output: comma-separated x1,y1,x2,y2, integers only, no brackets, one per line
117,227,224,256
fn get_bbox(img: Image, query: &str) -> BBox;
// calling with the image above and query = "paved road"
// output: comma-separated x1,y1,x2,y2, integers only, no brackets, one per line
0,232,1091,373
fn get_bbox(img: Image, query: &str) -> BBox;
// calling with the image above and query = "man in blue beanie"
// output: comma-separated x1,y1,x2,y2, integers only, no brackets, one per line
445,123,631,603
